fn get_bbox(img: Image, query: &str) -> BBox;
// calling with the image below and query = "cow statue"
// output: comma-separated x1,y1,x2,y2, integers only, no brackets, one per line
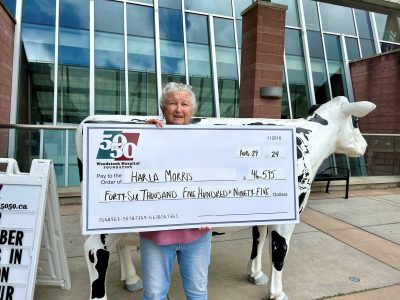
76,96,376,300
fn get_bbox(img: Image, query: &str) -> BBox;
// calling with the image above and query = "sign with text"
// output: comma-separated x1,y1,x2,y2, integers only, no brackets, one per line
82,124,299,234
0,159,71,300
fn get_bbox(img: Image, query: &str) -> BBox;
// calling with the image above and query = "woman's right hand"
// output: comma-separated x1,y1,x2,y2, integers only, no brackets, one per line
145,118,164,128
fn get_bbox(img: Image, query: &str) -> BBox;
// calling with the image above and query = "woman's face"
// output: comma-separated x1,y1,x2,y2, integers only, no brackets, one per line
162,91,194,125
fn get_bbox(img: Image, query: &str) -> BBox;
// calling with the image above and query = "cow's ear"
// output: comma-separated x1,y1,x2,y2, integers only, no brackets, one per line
343,101,376,117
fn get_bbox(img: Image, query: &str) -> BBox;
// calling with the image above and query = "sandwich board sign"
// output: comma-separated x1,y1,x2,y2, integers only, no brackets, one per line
0,158,70,300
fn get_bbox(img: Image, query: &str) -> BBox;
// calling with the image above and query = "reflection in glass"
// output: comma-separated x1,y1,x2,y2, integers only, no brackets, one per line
345,37,360,61
214,18,239,117
20,0,56,124
68,130,80,186
185,0,232,16
324,34,342,61
311,59,330,104
94,0,125,115
14,129,40,172
127,4,157,115
58,0,90,124
234,0,252,19
307,30,324,59
381,42,400,53
285,56,310,118
285,29,303,56
3,0,16,16
43,130,66,186
281,71,290,119
303,0,320,31
319,2,356,35
354,10,372,39
159,0,180,9
273,0,299,27
327,61,348,98
186,14,214,117
374,13,400,43
360,38,375,57
159,8,185,84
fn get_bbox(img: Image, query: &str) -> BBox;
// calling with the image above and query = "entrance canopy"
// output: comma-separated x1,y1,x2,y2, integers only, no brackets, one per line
317,0,400,16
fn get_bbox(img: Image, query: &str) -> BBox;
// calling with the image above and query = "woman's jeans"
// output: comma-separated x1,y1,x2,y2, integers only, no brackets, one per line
140,231,212,300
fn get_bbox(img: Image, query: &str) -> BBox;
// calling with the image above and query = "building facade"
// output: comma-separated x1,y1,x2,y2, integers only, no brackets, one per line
1,0,399,186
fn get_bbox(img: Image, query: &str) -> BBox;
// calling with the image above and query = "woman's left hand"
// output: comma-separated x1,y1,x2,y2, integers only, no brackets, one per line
199,225,212,230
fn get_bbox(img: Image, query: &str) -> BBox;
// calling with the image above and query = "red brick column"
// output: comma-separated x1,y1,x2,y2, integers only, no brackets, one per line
0,3,15,158
239,1,287,118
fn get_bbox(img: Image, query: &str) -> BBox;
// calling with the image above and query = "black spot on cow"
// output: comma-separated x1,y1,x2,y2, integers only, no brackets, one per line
91,249,110,299
296,138,303,159
298,192,306,208
88,250,95,263
251,226,260,260
77,158,83,182
296,127,312,140
100,234,107,249
308,114,328,125
271,231,288,272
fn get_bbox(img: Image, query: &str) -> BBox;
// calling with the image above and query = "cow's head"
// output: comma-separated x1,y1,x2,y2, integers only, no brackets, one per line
334,97,376,157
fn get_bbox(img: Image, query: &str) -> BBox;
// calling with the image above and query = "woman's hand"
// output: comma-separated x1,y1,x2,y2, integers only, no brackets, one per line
145,118,164,127
199,225,212,230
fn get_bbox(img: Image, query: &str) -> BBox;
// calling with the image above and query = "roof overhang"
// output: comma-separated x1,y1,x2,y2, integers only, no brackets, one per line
316,0,400,16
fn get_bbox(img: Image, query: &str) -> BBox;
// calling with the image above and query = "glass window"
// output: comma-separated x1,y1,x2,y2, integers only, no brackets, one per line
374,13,400,43
127,4,157,116
286,56,310,118
307,30,324,59
324,34,342,61
20,0,56,124
95,0,124,34
159,0,180,9
186,13,214,117
43,130,66,186
213,17,239,117
345,37,360,61
310,59,330,104
214,18,236,47
3,0,16,16
22,0,56,26
236,20,243,49
58,0,90,124
186,13,209,44
281,71,291,119
319,2,356,35
234,0,252,19
327,61,348,98
302,0,320,31
285,29,303,56
381,42,400,53
127,4,154,37
360,38,375,57
159,7,185,83
94,0,125,115
354,10,372,39
185,0,232,17
273,0,299,27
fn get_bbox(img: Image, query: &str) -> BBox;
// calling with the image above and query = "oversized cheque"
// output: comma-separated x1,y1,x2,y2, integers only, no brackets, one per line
82,124,299,234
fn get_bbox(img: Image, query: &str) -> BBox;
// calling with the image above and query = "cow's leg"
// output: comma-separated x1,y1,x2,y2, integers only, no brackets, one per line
84,234,122,300
266,224,295,300
117,242,143,291
247,225,269,285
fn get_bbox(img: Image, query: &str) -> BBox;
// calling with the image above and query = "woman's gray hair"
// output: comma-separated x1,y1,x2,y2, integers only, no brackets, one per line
160,82,196,113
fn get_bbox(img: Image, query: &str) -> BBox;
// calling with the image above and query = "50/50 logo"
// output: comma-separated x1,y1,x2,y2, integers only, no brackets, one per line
96,131,140,161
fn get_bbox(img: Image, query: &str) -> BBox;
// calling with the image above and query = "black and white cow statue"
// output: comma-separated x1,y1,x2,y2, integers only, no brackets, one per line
76,96,376,300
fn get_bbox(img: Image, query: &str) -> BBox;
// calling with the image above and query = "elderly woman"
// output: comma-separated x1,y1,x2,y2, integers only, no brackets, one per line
141,82,211,300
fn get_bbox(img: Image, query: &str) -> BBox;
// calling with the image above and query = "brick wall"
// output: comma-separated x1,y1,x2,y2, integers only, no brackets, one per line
350,50,400,175
239,1,287,118
0,3,15,158
350,50,400,134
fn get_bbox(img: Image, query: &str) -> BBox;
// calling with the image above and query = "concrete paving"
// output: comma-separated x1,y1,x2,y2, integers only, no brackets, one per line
33,188,400,300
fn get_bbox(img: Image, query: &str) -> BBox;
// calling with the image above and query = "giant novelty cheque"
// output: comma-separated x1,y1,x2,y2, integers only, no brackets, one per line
82,124,299,234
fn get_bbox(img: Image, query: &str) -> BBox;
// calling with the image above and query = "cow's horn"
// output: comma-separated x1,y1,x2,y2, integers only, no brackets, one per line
343,101,376,117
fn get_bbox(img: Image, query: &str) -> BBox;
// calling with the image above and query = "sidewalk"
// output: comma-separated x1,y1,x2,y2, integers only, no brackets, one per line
34,188,400,300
